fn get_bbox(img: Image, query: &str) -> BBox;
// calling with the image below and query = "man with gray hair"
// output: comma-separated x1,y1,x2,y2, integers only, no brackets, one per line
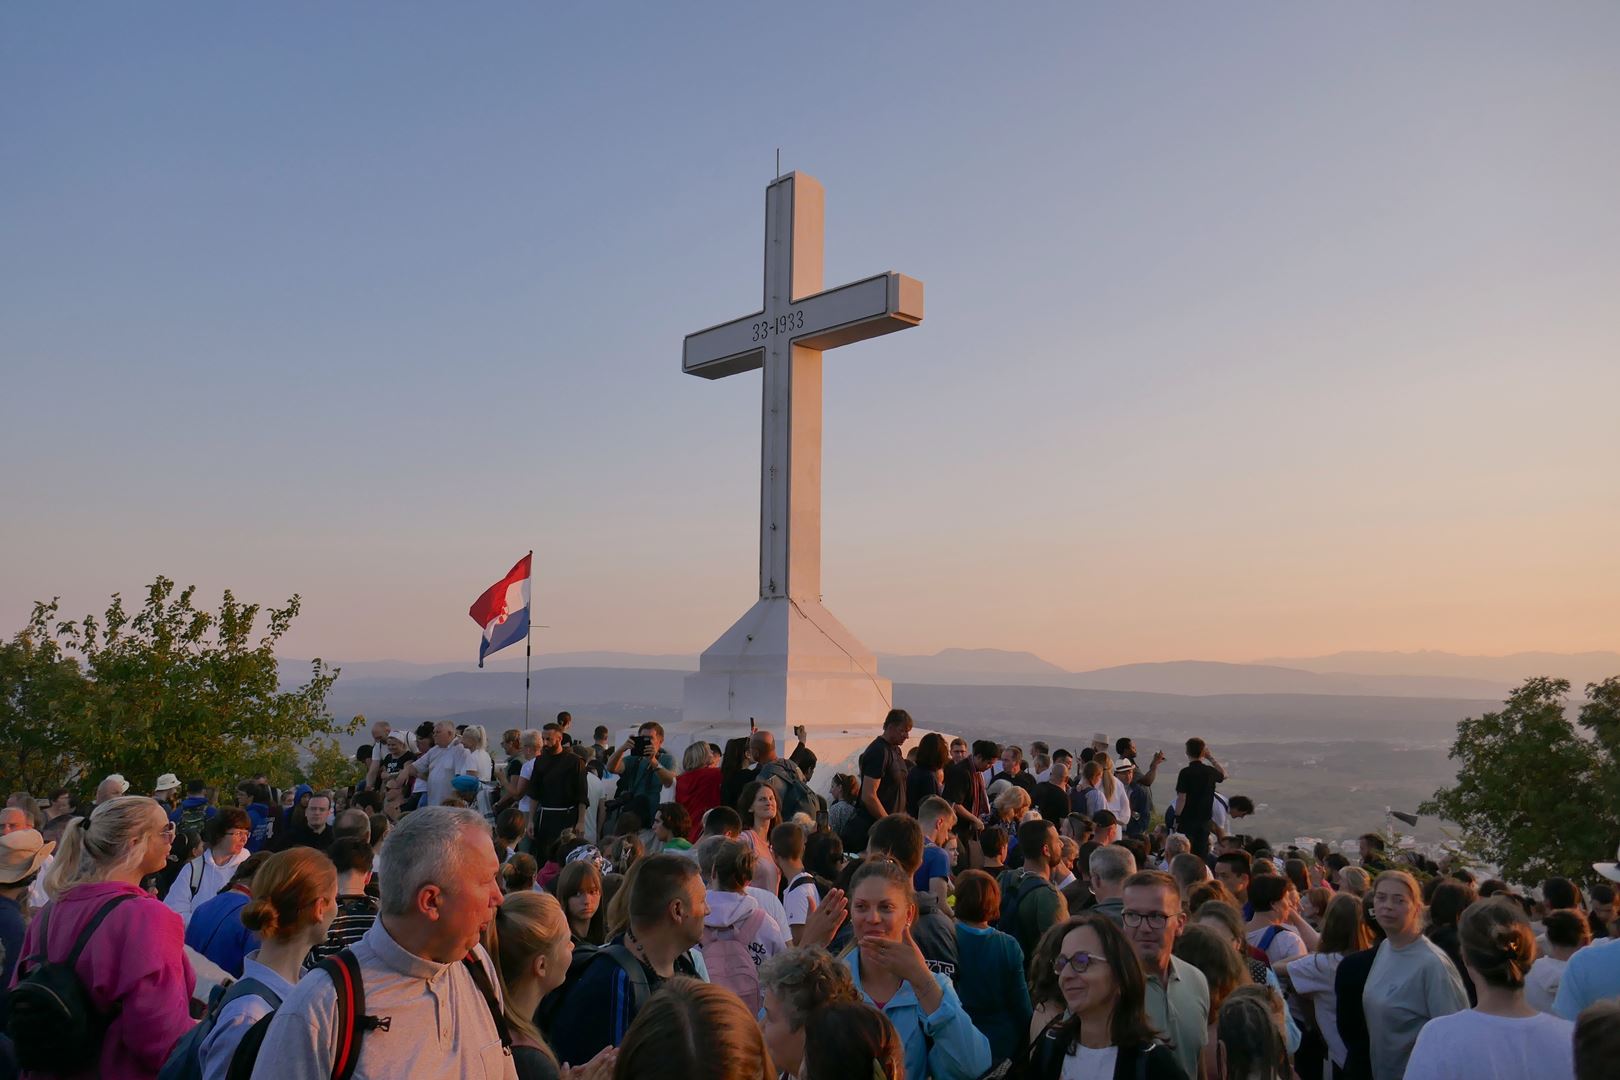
1089,843,1138,925
253,806,512,1079
759,947,860,1077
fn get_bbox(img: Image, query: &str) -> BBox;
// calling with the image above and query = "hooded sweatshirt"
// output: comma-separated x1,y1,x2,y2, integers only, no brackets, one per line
164,847,252,926
701,890,789,1011
12,880,196,1080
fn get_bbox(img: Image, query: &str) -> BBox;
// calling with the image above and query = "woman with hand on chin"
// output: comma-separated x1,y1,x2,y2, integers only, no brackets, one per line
843,859,991,1080
1025,913,1189,1080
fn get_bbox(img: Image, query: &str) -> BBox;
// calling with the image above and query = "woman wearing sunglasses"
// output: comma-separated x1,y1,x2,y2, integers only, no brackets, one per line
1026,912,1189,1080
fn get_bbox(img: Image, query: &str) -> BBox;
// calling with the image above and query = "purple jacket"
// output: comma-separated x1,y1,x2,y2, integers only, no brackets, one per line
11,881,196,1080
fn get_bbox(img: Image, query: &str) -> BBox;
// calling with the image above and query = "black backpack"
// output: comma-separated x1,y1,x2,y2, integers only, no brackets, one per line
6,893,137,1072
758,760,823,821
996,872,1054,937
157,976,282,1080
535,940,651,1034
225,947,511,1080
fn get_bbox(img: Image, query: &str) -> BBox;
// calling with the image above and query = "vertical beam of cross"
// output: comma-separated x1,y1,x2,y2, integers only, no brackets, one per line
683,172,923,605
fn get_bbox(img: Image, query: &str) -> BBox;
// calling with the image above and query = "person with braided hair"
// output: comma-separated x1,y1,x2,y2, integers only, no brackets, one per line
1404,898,1575,1080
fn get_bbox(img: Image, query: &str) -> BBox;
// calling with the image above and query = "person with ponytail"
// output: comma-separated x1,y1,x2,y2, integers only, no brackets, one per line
483,890,590,1080
1403,898,1575,1080
196,847,337,1080
13,796,195,1078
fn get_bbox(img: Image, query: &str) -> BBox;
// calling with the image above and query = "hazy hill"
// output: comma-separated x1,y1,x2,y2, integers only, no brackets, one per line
1255,650,1620,689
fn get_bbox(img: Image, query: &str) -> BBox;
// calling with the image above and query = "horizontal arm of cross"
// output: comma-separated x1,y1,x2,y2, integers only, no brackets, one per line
683,272,924,380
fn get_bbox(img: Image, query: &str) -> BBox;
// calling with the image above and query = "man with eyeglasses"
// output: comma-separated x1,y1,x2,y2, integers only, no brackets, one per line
1121,868,1209,1080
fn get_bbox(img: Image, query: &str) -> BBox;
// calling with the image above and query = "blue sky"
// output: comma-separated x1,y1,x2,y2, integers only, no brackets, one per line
4,3,1617,669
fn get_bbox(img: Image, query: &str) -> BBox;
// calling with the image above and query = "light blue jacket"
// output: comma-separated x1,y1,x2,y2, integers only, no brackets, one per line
846,951,993,1080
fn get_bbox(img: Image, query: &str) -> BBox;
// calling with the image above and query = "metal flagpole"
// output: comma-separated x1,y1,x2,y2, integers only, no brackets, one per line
524,549,534,730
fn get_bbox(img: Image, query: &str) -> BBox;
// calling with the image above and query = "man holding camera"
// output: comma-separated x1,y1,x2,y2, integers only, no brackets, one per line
609,721,678,825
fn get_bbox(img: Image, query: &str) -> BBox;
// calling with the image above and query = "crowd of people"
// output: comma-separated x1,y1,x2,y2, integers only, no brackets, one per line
2,709,1619,1079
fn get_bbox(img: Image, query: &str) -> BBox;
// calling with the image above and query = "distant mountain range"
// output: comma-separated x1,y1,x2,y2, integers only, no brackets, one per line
291,647,1617,704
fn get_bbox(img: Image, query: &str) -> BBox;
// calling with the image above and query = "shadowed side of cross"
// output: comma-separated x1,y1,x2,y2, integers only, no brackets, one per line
683,172,923,602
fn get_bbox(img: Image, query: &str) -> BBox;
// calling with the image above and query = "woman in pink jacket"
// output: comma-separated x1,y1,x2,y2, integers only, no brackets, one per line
16,795,196,1079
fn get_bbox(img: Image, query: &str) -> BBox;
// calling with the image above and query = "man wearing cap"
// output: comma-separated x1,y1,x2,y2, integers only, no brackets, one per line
1552,846,1620,1020
93,772,131,810
1091,732,1110,756
1,826,56,987
154,772,182,813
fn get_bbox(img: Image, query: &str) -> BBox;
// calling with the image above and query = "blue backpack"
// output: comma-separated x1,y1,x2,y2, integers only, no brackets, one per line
157,976,282,1080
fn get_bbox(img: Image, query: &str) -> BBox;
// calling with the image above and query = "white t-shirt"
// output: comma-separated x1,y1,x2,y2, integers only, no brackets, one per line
585,771,612,846
163,849,251,927
783,873,821,929
1524,955,1569,1014
1247,924,1308,966
464,748,494,782
1284,951,1348,1066
415,743,470,807
517,756,538,814
1059,1043,1118,1080
1404,1008,1575,1080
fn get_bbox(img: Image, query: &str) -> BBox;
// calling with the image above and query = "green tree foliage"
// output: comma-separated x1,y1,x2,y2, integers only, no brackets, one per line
0,577,352,799
1421,676,1620,885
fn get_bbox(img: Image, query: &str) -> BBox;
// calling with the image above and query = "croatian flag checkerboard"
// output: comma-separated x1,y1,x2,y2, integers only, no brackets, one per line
468,552,531,667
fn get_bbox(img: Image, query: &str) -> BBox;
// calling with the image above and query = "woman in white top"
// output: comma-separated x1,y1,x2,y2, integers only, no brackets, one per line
163,806,253,926
1405,898,1576,1080
1524,909,1591,1013
1361,870,1469,1080
459,725,497,817
198,847,336,1080
1275,892,1374,1078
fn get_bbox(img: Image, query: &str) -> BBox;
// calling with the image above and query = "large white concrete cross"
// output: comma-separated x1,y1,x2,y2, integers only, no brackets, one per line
683,172,923,601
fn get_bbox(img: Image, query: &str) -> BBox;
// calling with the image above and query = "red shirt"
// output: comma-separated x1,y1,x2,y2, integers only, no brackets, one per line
674,766,723,841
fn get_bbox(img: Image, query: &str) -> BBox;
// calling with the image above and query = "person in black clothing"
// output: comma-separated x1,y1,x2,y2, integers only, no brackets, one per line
528,724,588,853
1025,912,1189,1079
1032,761,1073,826
719,735,758,812
554,710,576,746
905,733,949,818
283,790,335,852
547,854,708,1065
1424,878,1479,1004
942,739,995,871
1000,745,1038,797
1172,737,1226,858
841,708,913,853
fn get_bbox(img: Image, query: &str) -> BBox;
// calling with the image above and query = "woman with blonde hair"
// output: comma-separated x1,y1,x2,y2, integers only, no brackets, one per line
1216,984,1290,1080
1404,898,1575,1080
1338,865,1371,898
15,796,195,1078
195,847,337,1080
613,976,773,1080
1362,869,1467,1078
486,890,612,1080
673,740,721,843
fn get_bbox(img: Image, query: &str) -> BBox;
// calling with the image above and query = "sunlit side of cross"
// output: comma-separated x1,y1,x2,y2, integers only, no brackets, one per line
683,173,923,603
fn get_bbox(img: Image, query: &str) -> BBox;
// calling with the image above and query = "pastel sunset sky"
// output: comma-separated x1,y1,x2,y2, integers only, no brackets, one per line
4,4,1616,670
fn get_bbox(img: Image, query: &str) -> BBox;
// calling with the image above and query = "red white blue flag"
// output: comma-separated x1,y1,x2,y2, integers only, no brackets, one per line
469,552,531,668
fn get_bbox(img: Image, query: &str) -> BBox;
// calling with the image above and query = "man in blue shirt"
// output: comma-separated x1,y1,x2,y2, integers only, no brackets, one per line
1554,852,1620,1018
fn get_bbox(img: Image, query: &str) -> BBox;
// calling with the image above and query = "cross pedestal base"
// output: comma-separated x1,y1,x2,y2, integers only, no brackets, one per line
678,596,893,788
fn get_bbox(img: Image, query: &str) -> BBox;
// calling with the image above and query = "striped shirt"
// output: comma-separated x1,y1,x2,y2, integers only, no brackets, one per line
304,894,380,970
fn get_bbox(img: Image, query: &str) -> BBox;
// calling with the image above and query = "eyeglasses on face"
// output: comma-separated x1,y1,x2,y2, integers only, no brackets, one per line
1053,951,1109,975
1121,910,1173,929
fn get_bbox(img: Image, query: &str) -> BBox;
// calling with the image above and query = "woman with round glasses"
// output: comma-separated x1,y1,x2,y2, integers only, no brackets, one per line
1026,912,1189,1079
